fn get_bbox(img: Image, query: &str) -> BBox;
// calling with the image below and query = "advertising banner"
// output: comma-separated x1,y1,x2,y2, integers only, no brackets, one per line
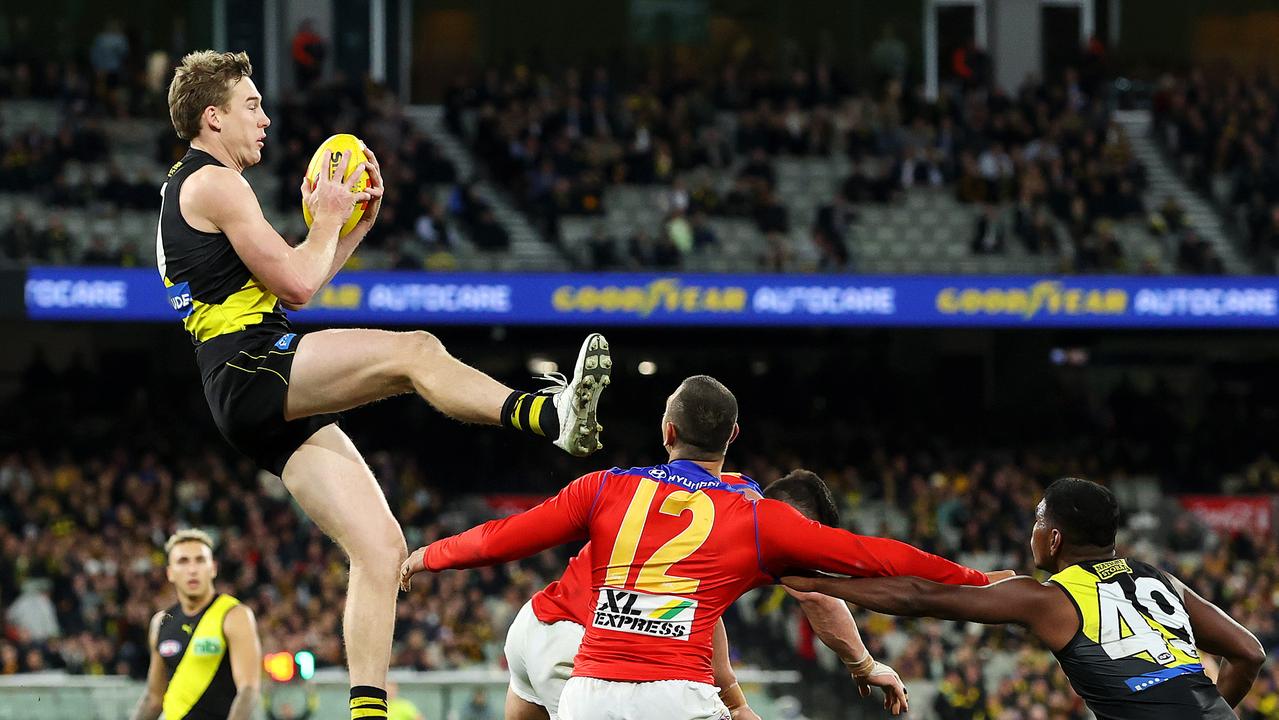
25,268,1279,328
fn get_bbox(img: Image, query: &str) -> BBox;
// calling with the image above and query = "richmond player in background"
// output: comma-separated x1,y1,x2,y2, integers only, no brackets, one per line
783,478,1266,720
131,530,261,720
403,375,991,720
160,51,610,720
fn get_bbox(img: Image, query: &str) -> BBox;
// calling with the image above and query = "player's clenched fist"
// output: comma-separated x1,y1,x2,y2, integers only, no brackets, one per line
400,546,427,591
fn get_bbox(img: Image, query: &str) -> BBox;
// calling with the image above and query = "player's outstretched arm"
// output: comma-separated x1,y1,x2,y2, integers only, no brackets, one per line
224,604,262,720
401,473,604,589
190,150,375,306
1167,574,1266,707
782,575,1076,649
756,500,989,586
129,611,169,720
784,587,908,715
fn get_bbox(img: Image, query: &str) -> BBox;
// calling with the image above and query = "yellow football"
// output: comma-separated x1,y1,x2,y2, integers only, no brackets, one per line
302,133,370,237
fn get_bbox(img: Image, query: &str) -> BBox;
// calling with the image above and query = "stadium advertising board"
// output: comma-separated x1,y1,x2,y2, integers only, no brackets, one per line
23,267,1279,328
1178,496,1275,539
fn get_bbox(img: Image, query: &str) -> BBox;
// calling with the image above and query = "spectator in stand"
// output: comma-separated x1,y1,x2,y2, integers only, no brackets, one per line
870,24,909,84
652,231,681,269
761,231,792,272
586,225,620,270
79,235,121,266
1013,204,1058,255
690,211,718,253
897,146,944,190
0,210,42,265
471,207,511,252
413,193,456,253
755,188,790,234
6,578,60,644
39,216,74,265
970,204,1005,254
89,20,130,88
291,20,326,90
1178,230,1226,275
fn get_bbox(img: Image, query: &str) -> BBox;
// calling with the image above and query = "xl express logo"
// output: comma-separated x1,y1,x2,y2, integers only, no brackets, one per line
593,588,697,640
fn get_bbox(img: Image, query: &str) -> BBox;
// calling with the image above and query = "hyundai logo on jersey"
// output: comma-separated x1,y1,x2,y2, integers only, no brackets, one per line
613,461,758,495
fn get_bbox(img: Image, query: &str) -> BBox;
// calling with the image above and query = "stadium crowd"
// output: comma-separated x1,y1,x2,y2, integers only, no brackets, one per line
2,354,1276,719
0,48,500,272
444,58,1185,273
0,40,1239,275
1152,69,1279,273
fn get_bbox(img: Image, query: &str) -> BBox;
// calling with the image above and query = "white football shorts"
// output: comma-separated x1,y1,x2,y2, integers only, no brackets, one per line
505,599,586,718
558,676,731,720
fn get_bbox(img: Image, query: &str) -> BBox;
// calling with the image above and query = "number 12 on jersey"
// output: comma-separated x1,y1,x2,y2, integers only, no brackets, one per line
604,479,716,594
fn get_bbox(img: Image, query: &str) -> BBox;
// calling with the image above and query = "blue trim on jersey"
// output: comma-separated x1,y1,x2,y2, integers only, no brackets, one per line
1124,664,1204,693
750,501,773,581
586,472,608,522
607,461,758,495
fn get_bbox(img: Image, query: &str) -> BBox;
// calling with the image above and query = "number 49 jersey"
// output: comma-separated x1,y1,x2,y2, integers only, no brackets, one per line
421,460,988,686
1049,558,1235,720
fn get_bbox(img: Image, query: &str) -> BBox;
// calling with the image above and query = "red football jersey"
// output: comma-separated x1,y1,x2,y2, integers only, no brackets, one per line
531,472,761,627
423,461,987,684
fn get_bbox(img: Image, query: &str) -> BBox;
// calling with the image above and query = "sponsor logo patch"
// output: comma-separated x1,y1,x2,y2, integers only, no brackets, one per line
1094,559,1132,580
191,638,223,656
593,587,696,640
158,639,182,658
274,333,297,350
166,282,193,317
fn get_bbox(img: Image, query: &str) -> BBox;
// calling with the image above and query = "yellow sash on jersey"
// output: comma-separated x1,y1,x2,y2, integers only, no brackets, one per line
163,595,240,720
165,275,280,342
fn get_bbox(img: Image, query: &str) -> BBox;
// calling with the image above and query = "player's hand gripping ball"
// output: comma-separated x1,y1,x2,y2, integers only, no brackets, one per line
302,133,370,237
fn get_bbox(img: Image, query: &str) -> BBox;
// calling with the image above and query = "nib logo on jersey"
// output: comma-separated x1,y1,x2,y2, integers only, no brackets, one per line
593,587,697,640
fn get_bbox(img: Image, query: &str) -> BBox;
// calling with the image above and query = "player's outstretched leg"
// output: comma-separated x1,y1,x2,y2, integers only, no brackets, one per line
281,425,406,720
284,330,611,456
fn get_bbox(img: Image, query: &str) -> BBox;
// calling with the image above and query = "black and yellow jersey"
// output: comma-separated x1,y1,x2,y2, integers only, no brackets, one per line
1048,558,1234,719
157,148,289,351
157,593,241,720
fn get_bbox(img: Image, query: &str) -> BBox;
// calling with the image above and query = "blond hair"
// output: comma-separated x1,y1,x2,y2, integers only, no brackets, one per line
167,50,254,140
164,528,216,556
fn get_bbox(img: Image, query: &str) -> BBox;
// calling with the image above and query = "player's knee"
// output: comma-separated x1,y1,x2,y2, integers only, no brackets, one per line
390,330,447,390
348,519,407,570
403,330,445,360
